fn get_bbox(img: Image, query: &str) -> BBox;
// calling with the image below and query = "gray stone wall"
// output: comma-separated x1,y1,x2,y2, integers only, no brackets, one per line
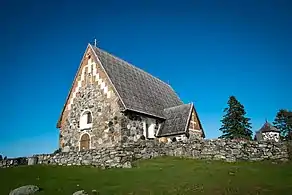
189,130,203,140
61,83,124,151
1,139,289,168
129,139,289,162
120,112,161,143
0,157,27,168
35,146,133,168
120,112,144,143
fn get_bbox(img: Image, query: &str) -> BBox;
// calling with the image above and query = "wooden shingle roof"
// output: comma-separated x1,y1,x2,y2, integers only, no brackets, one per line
91,45,183,119
157,103,193,137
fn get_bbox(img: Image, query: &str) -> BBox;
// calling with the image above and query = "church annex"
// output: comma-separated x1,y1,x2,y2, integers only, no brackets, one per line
57,43,205,151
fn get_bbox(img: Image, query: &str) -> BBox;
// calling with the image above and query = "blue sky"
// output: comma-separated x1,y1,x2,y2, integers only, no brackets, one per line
1,0,292,157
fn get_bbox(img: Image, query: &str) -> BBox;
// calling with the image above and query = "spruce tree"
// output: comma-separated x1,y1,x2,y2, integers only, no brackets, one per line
273,109,292,140
219,96,252,140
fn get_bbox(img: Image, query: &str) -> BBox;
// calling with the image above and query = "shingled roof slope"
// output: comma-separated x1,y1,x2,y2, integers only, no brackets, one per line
157,103,193,136
91,45,183,118
258,121,280,133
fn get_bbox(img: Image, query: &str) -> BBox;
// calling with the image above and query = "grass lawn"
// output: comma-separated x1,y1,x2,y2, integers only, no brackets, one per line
1,157,292,195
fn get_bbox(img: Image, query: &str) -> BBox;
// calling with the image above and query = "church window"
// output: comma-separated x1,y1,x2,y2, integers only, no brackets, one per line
79,110,93,130
87,112,92,124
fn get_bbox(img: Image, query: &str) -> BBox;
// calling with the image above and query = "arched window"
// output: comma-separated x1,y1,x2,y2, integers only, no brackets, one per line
80,133,90,151
79,110,93,130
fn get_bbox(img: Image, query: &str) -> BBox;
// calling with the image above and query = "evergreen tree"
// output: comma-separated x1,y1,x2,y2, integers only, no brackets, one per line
0,155,2,161
219,96,252,140
273,109,292,140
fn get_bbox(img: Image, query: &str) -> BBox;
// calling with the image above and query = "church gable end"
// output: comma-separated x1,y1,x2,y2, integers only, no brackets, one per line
58,45,124,151
188,106,205,139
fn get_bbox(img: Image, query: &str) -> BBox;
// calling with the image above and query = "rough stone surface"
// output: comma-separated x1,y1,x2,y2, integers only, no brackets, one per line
9,185,39,195
1,139,289,169
60,83,123,151
33,146,132,169
0,157,27,168
62,146,70,153
27,157,38,165
72,190,88,195
120,112,152,143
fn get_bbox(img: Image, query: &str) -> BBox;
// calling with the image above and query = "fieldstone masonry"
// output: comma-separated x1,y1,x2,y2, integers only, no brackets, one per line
59,81,163,152
60,83,123,151
0,139,290,168
121,112,161,143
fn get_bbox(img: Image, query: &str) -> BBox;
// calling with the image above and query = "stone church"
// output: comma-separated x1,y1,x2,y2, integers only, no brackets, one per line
56,43,205,152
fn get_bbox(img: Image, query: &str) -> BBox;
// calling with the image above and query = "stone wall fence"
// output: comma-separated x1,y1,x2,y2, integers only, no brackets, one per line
0,139,290,169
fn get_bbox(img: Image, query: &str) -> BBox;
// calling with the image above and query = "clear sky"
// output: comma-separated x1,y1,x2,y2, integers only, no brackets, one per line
1,0,292,157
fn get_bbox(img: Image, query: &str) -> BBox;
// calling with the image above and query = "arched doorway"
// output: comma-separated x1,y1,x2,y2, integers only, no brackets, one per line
80,133,90,151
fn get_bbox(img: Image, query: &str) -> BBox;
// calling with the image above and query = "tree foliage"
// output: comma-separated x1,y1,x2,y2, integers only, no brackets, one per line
219,96,252,140
0,154,2,161
273,109,292,140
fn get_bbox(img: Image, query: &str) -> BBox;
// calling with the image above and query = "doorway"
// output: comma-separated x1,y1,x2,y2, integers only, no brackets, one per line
80,133,90,151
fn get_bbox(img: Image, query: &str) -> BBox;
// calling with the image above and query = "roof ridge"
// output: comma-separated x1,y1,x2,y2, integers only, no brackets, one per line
91,44,175,89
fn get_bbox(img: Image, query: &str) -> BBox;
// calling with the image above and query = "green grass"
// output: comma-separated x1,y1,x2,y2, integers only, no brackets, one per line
1,157,292,195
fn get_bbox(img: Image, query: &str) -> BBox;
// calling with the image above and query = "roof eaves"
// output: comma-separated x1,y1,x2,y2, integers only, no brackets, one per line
156,131,186,137
124,108,166,120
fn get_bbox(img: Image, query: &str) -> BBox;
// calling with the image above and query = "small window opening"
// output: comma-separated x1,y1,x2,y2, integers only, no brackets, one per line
87,112,92,124
79,110,93,130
